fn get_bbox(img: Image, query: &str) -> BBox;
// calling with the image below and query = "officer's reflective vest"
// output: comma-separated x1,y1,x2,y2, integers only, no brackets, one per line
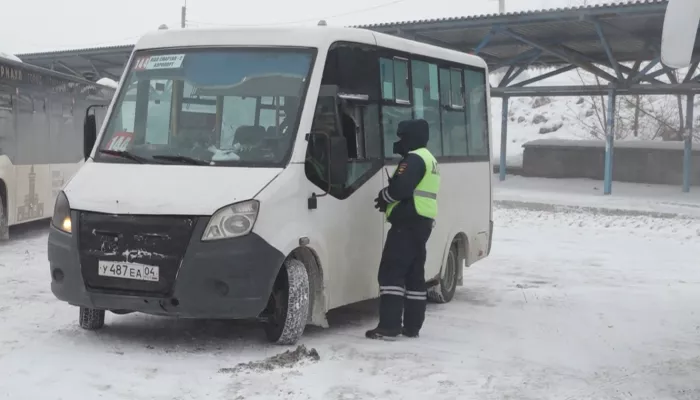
385,147,440,221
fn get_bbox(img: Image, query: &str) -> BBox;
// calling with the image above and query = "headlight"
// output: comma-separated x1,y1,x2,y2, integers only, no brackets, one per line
52,191,72,234
202,200,259,241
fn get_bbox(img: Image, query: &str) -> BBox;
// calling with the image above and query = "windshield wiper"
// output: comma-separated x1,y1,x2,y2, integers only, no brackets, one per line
151,154,210,165
98,149,149,164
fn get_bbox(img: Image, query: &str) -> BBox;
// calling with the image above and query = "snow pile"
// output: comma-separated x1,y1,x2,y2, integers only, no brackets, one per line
96,77,118,88
0,51,22,63
497,206,700,241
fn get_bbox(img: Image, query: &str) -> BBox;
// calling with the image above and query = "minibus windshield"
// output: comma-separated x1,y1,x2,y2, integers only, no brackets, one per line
95,48,315,167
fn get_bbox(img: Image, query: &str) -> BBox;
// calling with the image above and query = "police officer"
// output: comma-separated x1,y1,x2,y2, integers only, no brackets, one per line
366,119,440,340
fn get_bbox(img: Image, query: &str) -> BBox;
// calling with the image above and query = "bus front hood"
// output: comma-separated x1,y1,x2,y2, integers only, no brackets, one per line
63,162,282,216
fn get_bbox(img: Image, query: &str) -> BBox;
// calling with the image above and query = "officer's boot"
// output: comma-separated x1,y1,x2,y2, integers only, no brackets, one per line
402,289,427,338
401,327,419,338
365,294,403,340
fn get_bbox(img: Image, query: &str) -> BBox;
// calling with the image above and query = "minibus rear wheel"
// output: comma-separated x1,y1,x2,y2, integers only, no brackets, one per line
79,307,105,330
263,258,310,345
428,240,459,304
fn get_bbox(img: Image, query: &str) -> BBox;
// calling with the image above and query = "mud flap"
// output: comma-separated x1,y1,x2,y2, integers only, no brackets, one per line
0,197,8,241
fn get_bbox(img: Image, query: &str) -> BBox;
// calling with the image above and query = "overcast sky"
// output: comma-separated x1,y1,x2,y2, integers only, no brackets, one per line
3,0,612,54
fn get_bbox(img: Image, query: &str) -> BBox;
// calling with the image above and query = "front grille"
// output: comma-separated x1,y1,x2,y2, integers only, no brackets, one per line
78,212,197,296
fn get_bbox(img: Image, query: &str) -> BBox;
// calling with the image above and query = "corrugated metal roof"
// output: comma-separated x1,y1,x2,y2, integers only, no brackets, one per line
355,0,681,72
15,44,134,58
12,0,684,82
354,0,668,28
16,45,134,81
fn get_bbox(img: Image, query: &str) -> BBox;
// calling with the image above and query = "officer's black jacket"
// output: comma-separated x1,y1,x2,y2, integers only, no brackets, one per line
378,119,434,225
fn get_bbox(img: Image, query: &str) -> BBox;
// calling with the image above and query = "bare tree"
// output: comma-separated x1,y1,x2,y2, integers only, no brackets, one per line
564,66,687,141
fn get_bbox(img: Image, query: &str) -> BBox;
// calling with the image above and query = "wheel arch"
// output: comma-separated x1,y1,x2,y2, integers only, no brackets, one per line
289,245,328,328
436,230,469,286
451,231,469,286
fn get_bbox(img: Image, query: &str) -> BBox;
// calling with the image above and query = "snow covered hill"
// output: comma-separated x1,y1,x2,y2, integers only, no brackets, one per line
488,65,700,167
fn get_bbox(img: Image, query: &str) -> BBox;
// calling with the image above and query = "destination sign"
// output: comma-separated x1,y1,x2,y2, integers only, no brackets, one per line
133,54,186,71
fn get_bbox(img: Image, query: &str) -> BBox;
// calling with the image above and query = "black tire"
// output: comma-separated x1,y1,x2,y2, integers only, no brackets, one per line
263,259,310,345
428,240,459,304
79,307,105,330
0,195,8,241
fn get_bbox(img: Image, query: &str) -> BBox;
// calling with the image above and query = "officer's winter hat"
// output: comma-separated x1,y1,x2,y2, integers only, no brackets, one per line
397,119,430,151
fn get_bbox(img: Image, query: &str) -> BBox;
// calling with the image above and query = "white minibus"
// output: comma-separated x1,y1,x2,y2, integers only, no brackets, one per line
48,26,493,344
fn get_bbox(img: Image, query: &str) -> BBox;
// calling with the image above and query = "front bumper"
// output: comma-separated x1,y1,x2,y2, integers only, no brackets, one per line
48,211,285,319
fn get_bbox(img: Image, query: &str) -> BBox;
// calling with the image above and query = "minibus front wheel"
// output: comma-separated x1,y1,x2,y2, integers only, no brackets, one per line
263,258,310,345
79,307,105,330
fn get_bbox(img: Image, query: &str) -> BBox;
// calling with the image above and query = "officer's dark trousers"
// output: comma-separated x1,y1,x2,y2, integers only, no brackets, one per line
377,219,433,333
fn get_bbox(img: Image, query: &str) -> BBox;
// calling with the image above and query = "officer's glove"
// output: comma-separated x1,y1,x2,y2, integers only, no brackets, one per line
374,195,388,213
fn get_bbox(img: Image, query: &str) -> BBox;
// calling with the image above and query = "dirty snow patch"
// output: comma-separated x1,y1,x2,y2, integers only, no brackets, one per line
218,345,320,374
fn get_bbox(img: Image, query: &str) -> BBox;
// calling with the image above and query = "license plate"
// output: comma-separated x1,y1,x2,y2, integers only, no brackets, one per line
97,261,159,282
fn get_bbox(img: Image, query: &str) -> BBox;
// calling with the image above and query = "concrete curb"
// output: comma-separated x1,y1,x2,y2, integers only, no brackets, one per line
494,199,700,220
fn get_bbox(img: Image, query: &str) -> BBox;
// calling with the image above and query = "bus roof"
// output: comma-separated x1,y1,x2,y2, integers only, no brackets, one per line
134,26,487,70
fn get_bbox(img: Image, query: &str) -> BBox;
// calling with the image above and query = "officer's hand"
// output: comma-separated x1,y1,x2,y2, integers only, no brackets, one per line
374,195,388,212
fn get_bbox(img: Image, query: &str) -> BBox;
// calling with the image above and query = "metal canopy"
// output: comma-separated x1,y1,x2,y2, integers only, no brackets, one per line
14,1,699,93
12,0,699,193
359,0,676,68
357,0,700,97
15,45,134,82
356,0,698,194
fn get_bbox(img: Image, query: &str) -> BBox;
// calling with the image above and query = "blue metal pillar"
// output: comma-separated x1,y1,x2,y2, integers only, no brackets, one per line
603,88,616,195
683,94,694,192
499,97,509,181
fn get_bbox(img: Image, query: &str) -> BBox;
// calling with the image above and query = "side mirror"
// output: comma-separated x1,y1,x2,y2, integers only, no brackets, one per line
83,105,100,160
306,131,348,209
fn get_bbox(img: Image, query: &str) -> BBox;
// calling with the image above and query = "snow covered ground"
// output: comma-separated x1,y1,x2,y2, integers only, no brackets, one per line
2,178,700,399
495,174,700,218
